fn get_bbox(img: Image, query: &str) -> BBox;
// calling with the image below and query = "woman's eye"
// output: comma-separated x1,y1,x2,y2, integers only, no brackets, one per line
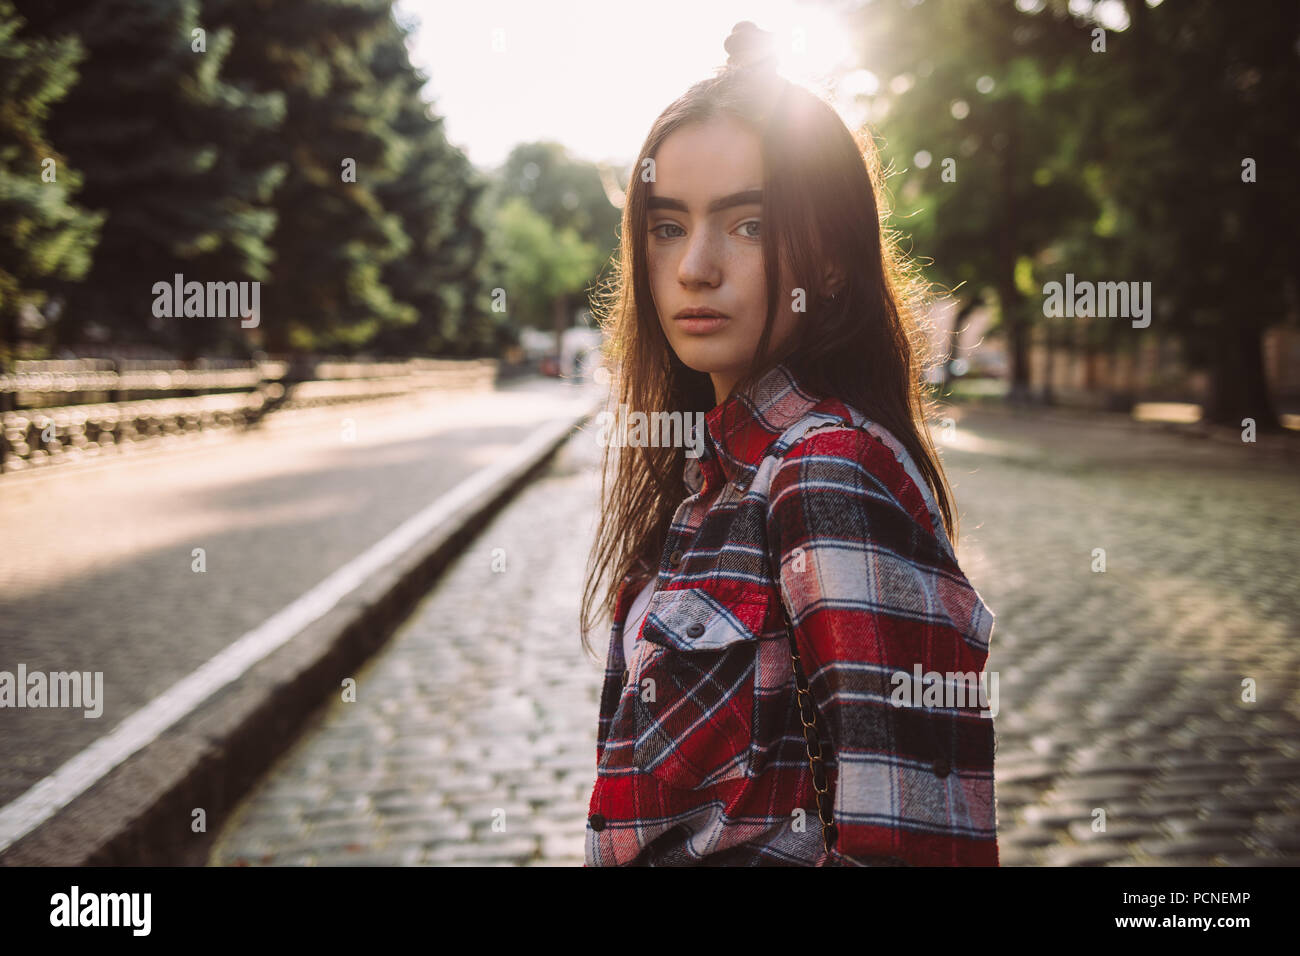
650,223,685,239
736,219,761,239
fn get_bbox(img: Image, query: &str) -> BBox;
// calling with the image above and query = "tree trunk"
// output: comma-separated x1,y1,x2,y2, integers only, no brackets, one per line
1059,310,1079,402
1002,292,1031,404
1100,321,1133,412
942,294,982,390
1082,317,1099,392
553,293,568,365
0,305,16,412
1206,321,1280,429
1042,316,1056,406
998,111,1031,404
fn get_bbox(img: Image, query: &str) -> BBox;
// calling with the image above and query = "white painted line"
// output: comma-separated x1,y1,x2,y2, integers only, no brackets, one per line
0,410,586,855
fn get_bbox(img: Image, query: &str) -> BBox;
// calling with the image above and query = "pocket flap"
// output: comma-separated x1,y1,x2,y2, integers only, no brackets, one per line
641,584,771,652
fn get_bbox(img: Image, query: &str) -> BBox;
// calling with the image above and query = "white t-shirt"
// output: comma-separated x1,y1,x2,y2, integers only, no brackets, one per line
622,577,656,664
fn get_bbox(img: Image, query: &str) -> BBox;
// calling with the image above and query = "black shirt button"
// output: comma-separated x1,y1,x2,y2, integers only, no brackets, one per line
669,549,683,567
932,755,951,778
589,813,606,831
686,622,705,638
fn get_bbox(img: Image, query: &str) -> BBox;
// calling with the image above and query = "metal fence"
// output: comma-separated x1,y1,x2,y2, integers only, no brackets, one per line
0,357,498,474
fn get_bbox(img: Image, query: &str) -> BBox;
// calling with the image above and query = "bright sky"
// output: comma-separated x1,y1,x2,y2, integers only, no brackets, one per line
395,0,869,174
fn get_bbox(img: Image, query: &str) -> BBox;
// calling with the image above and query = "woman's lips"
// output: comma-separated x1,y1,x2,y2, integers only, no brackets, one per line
673,315,729,334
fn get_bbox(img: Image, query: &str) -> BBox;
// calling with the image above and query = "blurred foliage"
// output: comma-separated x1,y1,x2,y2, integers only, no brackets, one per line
851,0,1297,425
11,0,286,357
367,20,498,357
0,0,1294,418
0,0,103,363
490,141,622,256
0,0,503,359
204,0,415,354
483,195,605,333
478,142,616,343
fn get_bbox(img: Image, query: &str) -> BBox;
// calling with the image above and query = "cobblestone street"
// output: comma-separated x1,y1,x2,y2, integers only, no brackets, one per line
207,409,609,866
207,403,1300,866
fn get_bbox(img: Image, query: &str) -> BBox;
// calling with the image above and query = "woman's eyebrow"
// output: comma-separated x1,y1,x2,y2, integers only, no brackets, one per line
646,189,762,214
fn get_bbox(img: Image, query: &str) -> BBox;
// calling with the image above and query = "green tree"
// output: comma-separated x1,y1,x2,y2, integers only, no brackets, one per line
484,196,604,353
1091,0,1298,427
12,0,285,358
850,0,1097,401
850,0,1298,422
482,142,620,351
367,16,495,357
0,0,102,366
491,141,622,254
206,0,415,354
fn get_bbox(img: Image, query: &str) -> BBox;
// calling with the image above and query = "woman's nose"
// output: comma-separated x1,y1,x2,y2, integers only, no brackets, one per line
678,231,723,286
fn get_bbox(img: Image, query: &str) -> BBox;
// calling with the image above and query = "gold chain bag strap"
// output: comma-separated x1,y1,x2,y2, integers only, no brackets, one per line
774,595,838,859
768,419,839,861
768,419,910,867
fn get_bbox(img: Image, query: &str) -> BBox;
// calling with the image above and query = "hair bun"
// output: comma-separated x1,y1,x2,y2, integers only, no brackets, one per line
724,21,777,72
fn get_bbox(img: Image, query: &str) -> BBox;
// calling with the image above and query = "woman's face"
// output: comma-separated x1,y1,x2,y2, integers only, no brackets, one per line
646,115,802,404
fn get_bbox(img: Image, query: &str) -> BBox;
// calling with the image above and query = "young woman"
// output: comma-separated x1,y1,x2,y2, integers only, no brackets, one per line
580,21,998,866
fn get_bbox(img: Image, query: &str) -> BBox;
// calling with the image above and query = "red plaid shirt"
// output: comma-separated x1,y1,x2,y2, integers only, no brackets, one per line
584,362,999,866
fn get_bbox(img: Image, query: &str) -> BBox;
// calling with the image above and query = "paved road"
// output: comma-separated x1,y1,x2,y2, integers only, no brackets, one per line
0,378,598,807
206,401,1300,866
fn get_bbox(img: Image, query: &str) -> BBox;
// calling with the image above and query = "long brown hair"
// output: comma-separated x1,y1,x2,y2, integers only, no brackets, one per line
579,31,957,660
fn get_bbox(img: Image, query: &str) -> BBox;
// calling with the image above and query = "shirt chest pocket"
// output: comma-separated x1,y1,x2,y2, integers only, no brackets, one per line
629,584,772,791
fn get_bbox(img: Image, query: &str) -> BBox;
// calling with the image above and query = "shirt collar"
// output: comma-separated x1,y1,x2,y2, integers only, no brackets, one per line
683,454,706,495
697,361,822,491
